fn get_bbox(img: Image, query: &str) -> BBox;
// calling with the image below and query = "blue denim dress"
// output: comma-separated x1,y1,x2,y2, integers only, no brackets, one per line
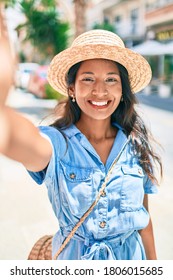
28,123,157,260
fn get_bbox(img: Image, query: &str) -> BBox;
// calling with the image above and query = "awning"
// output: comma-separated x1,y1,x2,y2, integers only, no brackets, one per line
164,41,173,55
131,40,167,56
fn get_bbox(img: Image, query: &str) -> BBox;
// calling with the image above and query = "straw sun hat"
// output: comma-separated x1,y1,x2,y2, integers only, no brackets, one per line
47,29,152,96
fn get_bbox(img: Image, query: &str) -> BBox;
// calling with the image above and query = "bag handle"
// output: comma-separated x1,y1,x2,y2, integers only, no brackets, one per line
53,137,130,260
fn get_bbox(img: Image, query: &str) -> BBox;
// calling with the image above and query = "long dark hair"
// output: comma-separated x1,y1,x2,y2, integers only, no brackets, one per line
51,61,162,184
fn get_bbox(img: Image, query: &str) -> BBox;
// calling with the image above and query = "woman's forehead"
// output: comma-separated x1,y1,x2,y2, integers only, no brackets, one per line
78,59,119,72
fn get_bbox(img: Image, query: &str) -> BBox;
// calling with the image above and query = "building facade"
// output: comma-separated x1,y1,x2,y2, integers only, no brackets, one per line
145,0,173,42
86,0,173,45
86,0,146,47
103,0,146,47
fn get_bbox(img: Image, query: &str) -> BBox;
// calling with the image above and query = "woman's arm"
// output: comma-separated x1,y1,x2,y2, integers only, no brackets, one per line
139,194,157,260
0,106,52,172
0,7,52,171
0,4,14,108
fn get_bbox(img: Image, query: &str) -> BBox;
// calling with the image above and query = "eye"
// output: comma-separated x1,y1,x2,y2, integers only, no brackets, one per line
105,77,117,83
82,77,94,82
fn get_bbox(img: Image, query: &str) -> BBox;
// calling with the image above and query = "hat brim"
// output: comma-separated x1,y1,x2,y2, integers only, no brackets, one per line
47,44,152,96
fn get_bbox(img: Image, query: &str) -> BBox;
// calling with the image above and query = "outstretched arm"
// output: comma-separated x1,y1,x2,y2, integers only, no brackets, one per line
1,107,52,172
139,194,157,260
0,4,14,107
0,5,52,172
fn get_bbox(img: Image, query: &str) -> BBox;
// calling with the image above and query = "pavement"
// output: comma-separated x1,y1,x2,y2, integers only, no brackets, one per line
137,92,173,112
0,88,173,260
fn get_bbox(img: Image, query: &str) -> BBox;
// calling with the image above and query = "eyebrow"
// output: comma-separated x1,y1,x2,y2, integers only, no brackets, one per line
107,72,120,75
81,72,120,75
81,72,93,75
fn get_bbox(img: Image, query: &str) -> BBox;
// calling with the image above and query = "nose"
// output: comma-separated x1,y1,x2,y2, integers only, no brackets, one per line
91,81,108,96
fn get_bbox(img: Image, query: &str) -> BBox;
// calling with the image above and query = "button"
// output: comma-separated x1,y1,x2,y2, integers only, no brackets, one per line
69,173,76,179
101,190,106,197
138,169,142,175
99,221,106,228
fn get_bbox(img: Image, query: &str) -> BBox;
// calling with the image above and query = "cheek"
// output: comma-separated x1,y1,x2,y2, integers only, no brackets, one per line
116,83,122,92
114,85,122,98
75,84,91,101
76,97,87,110
75,83,91,93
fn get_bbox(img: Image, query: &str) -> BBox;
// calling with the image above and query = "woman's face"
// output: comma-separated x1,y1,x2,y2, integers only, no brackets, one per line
69,59,122,121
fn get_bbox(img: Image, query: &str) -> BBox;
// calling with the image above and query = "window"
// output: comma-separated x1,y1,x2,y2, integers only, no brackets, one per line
114,15,122,34
130,8,139,34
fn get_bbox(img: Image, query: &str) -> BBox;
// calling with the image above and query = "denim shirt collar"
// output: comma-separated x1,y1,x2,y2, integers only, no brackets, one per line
63,123,128,169
63,122,126,139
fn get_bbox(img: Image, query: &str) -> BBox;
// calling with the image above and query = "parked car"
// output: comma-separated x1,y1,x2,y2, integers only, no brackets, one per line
15,62,39,89
27,65,48,98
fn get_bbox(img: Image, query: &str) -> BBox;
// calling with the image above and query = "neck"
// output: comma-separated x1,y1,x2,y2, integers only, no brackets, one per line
76,116,116,143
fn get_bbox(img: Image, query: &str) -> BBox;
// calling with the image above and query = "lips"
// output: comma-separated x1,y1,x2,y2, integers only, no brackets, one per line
91,101,108,106
88,100,111,107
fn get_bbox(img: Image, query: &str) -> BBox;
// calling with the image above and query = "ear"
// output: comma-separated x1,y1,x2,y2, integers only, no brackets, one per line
68,84,75,96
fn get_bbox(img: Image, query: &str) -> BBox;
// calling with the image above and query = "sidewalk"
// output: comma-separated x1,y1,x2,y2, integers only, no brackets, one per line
137,92,173,112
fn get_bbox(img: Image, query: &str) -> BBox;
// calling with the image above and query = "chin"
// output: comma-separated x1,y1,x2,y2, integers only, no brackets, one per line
89,115,111,121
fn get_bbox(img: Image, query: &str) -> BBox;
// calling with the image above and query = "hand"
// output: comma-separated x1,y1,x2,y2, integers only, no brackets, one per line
0,4,15,109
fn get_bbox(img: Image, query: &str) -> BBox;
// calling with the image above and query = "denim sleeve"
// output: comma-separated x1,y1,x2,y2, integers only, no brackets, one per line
143,174,158,194
27,126,66,185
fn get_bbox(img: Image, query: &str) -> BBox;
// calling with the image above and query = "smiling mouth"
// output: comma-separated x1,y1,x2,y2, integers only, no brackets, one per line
89,100,111,107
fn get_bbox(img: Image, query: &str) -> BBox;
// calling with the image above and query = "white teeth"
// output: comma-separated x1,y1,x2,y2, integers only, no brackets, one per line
91,101,108,106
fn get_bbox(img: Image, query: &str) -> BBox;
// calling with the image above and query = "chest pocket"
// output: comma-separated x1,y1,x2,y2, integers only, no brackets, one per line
120,165,145,212
59,162,95,218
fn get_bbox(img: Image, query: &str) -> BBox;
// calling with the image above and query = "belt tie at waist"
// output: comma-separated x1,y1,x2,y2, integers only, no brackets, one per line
82,230,134,260
60,228,135,260
81,241,116,260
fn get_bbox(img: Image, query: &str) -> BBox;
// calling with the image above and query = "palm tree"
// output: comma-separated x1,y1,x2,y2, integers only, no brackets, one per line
1,0,70,62
73,0,87,37
16,0,69,59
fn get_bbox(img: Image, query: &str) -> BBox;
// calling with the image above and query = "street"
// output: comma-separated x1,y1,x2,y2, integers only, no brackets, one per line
0,89,173,260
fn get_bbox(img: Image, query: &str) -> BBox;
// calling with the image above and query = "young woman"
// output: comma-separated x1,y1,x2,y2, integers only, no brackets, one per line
0,29,162,260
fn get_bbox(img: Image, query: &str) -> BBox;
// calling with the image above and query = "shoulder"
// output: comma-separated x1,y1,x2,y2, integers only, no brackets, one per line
39,125,63,135
39,125,68,142
38,125,69,157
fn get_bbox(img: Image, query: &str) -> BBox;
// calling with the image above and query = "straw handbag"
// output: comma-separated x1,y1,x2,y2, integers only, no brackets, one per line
28,235,53,260
27,141,128,260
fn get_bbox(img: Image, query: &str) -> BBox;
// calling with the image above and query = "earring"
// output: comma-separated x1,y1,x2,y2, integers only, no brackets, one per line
121,95,124,102
71,95,75,102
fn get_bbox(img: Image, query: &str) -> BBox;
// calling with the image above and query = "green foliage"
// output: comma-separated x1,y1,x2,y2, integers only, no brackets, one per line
45,83,64,100
18,50,26,62
2,0,16,6
93,22,115,32
16,0,69,57
5,0,56,8
41,0,56,8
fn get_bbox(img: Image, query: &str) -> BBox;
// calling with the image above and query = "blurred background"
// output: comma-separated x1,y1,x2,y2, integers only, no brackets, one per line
0,0,173,260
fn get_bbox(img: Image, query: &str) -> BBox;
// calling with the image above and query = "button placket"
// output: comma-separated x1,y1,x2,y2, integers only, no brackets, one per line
138,168,143,175
101,190,106,197
69,173,76,179
99,221,106,228
98,189,108,237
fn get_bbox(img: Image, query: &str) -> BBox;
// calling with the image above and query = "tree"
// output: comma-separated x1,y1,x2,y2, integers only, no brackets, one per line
93,21,115,33
15,0,69,59
73,0,87,37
